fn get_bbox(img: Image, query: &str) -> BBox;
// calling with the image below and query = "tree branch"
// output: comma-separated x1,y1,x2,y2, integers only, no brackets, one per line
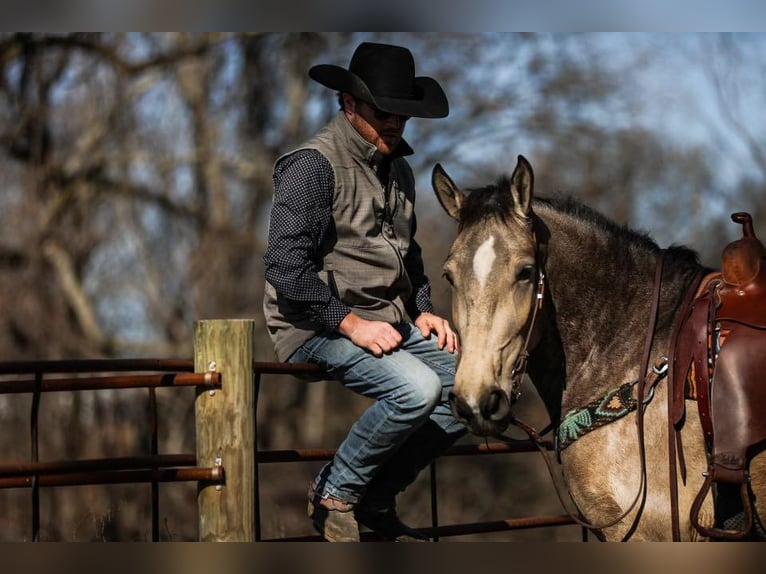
42,239,104,345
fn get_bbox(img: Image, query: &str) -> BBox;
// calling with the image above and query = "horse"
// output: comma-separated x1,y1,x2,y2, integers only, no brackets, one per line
431,155,766,541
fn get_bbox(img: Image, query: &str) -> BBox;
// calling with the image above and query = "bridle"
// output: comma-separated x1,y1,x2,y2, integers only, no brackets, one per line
508,218,546,404
508,265,545,403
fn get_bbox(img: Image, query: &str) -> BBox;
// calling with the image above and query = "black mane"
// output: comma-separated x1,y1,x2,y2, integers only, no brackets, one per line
459,177,516,229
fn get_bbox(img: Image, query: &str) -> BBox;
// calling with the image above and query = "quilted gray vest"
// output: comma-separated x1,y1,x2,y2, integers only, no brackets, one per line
263,112,417,361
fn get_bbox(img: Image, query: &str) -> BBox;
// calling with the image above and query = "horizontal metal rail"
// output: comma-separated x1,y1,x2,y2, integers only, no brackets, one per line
0,358,195,375
0,372,220,394
0,454,197,476
267,514,577,542
251,361,324,376
253,439,552,464
0,467,223,488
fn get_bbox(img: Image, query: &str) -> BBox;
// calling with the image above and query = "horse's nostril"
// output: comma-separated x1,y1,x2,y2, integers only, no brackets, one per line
448,391,474,422
480,389,510,422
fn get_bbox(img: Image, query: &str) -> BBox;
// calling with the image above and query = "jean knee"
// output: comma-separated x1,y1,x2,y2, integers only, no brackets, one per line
401,370,442,415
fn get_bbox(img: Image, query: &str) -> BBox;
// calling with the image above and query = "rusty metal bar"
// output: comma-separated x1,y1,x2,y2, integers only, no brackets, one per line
0,358,195,375
422,514,577,537
253,372,263,542
0,454,197,476
430,461,440,541
444,439,555,455
265,514,577,542
149,387,160,542
0,372,220,394
31,372,41,541
254,447,336,463
252,361,324,376
0,466,223,489
252,440,552,465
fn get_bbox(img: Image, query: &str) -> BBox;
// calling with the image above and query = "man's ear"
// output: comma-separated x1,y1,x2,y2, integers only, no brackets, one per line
341,93,355,117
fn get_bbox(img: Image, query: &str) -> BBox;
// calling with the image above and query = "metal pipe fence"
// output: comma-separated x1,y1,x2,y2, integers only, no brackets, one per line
0,358,223,541
0,329,585,541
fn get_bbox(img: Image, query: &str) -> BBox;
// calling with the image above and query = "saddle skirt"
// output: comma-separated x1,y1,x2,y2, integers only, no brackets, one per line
669,212,766,539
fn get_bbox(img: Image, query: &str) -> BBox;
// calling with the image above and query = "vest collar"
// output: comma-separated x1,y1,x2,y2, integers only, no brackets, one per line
333,112,414,167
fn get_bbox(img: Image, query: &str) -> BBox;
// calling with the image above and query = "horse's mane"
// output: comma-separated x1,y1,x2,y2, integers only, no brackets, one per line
460,177,518,228
538,194,659,250
461,178,702,268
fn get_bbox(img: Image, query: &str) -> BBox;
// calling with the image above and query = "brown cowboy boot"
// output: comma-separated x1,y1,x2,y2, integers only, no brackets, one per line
307,481,360,542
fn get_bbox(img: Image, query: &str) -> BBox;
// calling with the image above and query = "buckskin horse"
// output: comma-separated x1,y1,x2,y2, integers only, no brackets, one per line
432,155,766,541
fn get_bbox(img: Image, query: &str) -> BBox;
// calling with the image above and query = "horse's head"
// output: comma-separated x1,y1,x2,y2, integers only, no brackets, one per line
432,155,540,437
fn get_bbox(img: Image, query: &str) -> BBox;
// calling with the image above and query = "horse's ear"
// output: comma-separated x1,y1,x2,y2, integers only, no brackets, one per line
510,155,534,219
432,163,464,221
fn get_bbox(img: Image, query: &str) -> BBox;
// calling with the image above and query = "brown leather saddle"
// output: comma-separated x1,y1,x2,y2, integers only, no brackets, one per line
669,212,766,540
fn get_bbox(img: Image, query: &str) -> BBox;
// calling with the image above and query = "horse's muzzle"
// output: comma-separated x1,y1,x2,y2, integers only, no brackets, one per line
449,388,511,436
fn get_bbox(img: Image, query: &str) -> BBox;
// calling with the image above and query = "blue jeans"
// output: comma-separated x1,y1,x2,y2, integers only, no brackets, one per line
290,322,466,507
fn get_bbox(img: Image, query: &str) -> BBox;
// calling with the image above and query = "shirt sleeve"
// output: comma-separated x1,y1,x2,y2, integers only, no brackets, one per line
263,149,350,329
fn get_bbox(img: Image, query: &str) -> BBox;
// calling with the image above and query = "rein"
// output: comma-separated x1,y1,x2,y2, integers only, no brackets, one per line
497,249,670,538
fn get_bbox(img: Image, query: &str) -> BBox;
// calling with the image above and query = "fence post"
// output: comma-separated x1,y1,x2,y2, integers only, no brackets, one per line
194,319,255,541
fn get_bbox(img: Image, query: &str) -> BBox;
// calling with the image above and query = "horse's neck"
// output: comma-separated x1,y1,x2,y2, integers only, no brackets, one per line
538,212,694,414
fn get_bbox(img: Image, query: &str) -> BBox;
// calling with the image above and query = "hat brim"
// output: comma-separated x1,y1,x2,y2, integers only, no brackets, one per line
309,64,449,119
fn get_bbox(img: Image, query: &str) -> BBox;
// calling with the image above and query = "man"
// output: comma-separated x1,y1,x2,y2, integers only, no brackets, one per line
263,41,465,542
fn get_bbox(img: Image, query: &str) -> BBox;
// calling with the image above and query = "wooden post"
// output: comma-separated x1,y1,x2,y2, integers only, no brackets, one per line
194,319,255,541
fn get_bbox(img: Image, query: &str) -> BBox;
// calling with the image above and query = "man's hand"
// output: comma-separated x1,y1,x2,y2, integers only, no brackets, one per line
414,312,459,354
337,312,403,357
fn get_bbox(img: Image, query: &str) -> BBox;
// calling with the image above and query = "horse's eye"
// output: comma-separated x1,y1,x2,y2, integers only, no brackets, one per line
516,264,536,283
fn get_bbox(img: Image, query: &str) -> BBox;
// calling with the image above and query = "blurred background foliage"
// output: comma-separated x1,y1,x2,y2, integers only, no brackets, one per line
0,32,764,540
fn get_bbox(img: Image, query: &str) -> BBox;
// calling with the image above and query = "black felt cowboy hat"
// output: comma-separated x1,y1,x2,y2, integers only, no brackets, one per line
309,42,449,119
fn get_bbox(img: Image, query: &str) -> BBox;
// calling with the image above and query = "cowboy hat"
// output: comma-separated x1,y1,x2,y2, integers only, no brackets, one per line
309,42,449,119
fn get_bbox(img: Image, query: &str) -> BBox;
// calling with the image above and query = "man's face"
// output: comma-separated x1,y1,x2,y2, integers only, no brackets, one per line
344,95,410,155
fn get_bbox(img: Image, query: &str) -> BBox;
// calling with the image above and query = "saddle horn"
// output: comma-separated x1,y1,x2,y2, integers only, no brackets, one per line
732,212,756,238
